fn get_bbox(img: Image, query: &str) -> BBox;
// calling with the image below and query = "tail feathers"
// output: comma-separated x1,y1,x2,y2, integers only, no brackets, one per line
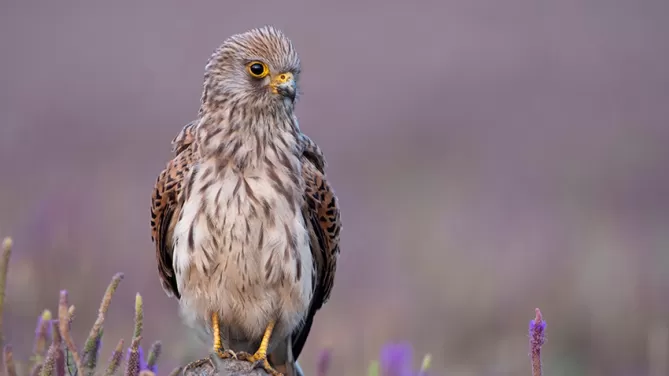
269,334,303,376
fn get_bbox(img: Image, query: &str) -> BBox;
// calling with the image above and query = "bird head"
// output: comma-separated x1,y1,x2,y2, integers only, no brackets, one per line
201,26,301,112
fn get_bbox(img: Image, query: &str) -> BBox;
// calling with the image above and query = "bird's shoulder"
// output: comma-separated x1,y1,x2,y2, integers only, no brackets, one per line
298,132,327,172
171,119,199,154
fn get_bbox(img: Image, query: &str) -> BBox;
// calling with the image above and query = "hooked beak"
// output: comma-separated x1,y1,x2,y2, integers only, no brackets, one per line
270,72,296,101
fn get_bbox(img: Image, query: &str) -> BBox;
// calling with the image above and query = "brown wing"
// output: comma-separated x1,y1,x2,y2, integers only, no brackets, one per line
290,136,341,361
150,120,199,299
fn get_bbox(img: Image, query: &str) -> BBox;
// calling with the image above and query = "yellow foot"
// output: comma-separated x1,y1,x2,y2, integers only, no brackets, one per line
211,312,238,360
237,320,283,375
254,358,284,376
215,348,238,360
236,353,283,375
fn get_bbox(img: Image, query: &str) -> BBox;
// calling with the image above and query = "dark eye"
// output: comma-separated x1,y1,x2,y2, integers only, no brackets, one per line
250,63,264,75
246,61,269,78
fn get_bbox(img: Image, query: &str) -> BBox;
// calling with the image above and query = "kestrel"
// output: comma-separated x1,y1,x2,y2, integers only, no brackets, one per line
149,26,341,376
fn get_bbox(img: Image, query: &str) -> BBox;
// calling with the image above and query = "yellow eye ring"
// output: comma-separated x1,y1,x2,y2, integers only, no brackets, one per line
246,61,269,79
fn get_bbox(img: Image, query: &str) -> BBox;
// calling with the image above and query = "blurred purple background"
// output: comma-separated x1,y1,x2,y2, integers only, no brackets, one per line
1,0,669,375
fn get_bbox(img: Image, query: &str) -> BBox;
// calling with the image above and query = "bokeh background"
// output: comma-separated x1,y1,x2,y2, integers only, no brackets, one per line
1,0,669,375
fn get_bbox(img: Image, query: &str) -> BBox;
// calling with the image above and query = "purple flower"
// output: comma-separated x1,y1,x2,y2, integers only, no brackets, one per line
379,342,414,376
316,348,332,376
33,311,52,356
529,308,546,349
125,344,141,376
138,346,147,370
529,308,546,376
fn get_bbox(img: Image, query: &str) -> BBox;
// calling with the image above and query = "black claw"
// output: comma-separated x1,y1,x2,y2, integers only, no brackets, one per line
215,349,238,360
236,351,252,360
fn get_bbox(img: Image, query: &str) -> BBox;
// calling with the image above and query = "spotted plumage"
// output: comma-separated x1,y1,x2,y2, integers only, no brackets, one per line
149,26,341,376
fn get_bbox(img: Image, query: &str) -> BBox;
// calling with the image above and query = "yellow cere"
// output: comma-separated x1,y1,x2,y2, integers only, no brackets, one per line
270,72,294,94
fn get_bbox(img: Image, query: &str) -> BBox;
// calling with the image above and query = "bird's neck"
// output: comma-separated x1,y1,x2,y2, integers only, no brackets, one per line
196,107,301,171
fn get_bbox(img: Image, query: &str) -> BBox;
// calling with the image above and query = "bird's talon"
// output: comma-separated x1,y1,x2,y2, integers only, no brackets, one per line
235,351,252,360
244,356,282,376
215,349,238,360
237,352,282,375
234,320,281,373
247,352,265,363
258,359,283,376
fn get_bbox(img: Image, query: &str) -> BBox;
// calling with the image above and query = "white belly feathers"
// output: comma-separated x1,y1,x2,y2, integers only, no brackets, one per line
171,159,313,341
